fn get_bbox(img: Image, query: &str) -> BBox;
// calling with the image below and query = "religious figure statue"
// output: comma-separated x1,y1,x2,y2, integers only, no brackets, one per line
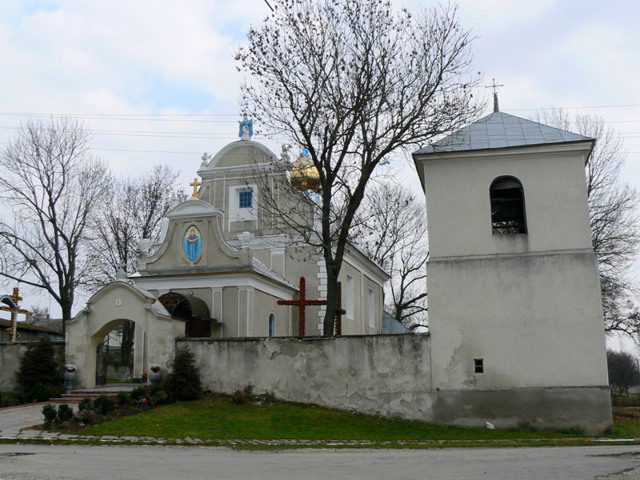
238,113,254,140
200,152,212,167
281,144,292,163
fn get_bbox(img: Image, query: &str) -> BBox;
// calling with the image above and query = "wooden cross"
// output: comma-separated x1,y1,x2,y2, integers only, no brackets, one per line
189,177,202,200
277,277,345,337
277,277,326,337
1,287,29,342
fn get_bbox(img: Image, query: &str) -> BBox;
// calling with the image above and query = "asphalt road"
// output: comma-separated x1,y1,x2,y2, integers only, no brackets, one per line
0,444,639,480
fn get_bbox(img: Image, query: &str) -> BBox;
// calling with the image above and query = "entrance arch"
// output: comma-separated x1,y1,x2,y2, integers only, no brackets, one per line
158,293,212,338
66,282,186,388
93,318,138,386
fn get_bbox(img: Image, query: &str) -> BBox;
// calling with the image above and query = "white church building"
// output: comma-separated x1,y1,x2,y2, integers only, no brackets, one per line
66,107,612,432
66,124,389,388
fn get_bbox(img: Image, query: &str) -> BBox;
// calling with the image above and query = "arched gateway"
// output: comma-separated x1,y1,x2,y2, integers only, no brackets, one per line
66,282,185,388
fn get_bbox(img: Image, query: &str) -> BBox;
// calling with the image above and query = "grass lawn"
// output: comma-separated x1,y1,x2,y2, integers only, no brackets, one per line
79,394,590,444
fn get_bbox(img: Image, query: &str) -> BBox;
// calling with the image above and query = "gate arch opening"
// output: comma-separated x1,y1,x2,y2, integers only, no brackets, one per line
158,293,213,338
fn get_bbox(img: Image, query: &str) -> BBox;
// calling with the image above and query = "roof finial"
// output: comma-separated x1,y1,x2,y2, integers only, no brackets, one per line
486,78,504,113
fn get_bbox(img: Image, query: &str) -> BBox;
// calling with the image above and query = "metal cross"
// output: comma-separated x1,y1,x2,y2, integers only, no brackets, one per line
486,78,504,95
189,177,202,200
486,79,504,113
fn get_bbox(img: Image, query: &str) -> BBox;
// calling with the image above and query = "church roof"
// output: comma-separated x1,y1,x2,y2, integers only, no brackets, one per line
414,111,593,155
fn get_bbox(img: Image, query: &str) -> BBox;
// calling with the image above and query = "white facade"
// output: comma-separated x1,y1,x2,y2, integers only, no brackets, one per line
67,134,389,388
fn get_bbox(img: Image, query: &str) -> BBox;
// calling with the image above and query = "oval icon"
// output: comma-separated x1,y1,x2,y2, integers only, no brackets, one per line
183,225,202,261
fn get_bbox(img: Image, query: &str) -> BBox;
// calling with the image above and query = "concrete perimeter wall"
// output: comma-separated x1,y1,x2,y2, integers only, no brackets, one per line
178,334,612,433
178,334,434,420
0,341,65,391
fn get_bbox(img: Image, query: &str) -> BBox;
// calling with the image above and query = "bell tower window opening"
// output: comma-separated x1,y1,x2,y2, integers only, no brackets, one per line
490,176,527,235
239,190,253,209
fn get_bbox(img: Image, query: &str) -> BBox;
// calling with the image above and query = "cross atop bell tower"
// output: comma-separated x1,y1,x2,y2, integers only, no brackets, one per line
485,78,504,113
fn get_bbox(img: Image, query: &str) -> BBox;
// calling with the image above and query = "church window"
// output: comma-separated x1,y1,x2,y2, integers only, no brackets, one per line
474,358,484,374
490,176,527,234
239,190,253,209
346,275,354,319
268,313,275,337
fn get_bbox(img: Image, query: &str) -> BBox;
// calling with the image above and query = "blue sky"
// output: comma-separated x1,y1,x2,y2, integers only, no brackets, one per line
1,0,639,331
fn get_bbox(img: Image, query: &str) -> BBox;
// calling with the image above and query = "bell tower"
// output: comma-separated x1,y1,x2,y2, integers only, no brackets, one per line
413,110,612,433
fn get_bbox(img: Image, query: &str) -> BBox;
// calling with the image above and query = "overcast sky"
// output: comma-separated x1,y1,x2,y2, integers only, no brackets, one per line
1,0,639,331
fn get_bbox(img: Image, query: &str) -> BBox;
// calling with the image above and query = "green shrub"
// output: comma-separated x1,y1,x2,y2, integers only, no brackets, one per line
75,408,96,425
92,395,115,415
149,390,168,406
31,383,50,403
117,391,131,407
57,404,73,422
130,387,146,402
166,348,202,401
42,404,57,425
16,339,62,402
78,398,93,411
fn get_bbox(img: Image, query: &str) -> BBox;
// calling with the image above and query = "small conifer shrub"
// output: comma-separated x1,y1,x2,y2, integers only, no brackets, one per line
17,340,62,402
166,348,202,401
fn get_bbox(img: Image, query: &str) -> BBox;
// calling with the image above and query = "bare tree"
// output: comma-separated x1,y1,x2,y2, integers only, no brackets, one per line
532,109,640,336
351,181,428,328
89,165,185,288
607,349,640,395
237,0,481,334
0,118,110,336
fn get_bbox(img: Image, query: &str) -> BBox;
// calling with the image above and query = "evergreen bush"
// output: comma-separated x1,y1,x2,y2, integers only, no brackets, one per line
92,394,115,415
42,404,57,425
57,404,73,422
78,398,93,411
166,348,202,401
31,382,50,403
130,386,146,401
117,391,131,407
16,339,62,402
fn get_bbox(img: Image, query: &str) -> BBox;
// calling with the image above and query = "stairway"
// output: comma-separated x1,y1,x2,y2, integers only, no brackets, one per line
50,383,138,404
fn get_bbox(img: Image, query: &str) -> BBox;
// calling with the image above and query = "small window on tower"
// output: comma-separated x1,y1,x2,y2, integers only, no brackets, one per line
474,358,484,374
239,190,253,209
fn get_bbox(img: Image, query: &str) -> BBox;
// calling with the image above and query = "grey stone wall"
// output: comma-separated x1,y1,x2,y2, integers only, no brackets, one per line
178,334,613,433
0,341,65,391
178,334,434,420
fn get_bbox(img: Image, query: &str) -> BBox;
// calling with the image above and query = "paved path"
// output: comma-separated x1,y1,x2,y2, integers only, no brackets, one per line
0,444,640,479
0,384,135,441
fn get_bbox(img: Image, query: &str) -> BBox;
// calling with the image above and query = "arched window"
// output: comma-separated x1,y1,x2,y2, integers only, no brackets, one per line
490,176,527,234
268,313,275,337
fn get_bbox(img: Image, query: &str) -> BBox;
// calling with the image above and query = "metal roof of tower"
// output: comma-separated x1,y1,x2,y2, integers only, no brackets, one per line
414,111,593,155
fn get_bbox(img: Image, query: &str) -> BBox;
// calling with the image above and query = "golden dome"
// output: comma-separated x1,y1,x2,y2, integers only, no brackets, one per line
290,149,321,192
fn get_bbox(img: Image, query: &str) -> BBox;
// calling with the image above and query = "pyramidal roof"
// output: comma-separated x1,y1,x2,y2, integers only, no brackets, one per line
414,111,593,155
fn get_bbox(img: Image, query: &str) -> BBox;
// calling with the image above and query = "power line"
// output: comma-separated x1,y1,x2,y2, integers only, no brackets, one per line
0,112,238,117
511,103,640,111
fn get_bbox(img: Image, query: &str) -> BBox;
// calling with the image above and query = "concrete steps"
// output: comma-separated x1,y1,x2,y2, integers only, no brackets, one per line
50,384,138,404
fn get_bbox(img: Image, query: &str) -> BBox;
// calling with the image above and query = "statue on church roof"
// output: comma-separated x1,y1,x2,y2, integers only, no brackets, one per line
201,152,212,167
238,113,254,140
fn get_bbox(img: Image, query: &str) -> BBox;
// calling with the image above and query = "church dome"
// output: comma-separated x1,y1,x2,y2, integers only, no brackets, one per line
290,148,321,192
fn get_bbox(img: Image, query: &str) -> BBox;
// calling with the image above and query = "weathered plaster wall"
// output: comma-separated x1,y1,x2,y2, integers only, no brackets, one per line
179,334,434,420
179,334,612,433
0,341,64,391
